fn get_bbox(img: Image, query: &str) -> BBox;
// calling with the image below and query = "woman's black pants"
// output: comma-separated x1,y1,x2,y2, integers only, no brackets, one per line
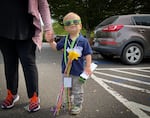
0,39,38,98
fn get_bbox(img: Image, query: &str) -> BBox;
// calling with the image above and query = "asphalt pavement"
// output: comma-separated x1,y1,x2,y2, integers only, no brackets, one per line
0,43,104,118
0,43,150,118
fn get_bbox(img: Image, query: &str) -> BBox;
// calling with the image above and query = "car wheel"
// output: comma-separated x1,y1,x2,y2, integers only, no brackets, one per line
121,43,143,65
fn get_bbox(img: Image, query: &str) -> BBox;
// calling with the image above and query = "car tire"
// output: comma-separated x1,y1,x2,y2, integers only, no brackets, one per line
121,43,143,65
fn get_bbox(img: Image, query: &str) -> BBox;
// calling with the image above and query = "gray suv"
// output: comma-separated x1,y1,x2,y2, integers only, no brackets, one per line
92,14,150,65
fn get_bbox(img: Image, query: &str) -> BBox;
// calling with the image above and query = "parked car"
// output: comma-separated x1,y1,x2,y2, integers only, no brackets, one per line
92,14,150,65
54,35,65,42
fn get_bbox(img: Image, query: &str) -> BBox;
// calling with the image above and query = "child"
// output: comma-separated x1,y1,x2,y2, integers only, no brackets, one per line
47,12,93,115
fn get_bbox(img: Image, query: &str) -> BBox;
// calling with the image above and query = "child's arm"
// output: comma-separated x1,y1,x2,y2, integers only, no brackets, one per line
84,54,92,75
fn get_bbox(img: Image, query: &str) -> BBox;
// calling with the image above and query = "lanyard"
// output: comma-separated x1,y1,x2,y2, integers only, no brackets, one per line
64,34,79,65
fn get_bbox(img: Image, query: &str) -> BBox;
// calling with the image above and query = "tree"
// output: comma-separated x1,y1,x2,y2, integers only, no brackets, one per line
48,0,103,38
48,0,150,38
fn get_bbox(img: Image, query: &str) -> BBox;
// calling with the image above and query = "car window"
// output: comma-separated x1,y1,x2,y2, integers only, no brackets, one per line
133,16,150,26
116,16,134,25
96,16,118,28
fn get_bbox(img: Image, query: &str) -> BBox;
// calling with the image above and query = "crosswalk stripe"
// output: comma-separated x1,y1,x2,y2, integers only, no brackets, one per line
91,74,150,118
133,69,150,73
96,67,150,70
94,71,150,85
111,69,150,78
101,78,150,94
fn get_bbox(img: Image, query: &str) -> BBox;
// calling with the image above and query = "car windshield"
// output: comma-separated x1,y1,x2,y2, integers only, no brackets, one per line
96,16,118,28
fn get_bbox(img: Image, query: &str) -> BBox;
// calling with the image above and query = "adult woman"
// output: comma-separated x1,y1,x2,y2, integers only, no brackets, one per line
0,0,53,112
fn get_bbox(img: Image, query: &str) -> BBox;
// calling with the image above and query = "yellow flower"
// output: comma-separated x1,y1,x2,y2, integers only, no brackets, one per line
68,50,80,60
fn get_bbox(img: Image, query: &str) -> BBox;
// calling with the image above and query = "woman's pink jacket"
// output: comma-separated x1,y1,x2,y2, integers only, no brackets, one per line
28,0,52,50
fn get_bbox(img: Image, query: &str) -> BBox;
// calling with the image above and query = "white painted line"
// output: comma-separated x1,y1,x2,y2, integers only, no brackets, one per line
111,69,150,78
91,74,150,118
96,67,150,71
101,78,150,94
94,71,150,86
132,102,150,112
133,69,150,73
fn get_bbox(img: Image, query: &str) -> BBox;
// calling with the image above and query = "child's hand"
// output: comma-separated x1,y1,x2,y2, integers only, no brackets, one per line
45,30,54,43
84,66,92,76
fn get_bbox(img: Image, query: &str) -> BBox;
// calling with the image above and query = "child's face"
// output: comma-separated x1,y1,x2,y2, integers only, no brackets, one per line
63,14,82,35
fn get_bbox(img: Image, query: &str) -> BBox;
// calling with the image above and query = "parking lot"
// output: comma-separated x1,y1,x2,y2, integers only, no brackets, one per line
92,65,150,118
0,43,150,118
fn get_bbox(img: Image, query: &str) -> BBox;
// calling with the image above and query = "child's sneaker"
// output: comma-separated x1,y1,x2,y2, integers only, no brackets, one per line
25,92,40,112
1,90,19,109
71,105,82,115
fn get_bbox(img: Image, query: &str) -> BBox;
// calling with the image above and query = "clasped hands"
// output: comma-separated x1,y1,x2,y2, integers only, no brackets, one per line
44,30,54,43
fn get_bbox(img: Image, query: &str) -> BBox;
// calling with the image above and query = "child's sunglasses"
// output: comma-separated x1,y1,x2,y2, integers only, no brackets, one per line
63,20,81,26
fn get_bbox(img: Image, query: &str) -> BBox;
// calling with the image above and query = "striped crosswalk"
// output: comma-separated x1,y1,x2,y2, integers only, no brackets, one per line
92,67,150,118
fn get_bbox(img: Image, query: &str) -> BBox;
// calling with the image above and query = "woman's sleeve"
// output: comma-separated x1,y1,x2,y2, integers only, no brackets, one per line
38,0,53,31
